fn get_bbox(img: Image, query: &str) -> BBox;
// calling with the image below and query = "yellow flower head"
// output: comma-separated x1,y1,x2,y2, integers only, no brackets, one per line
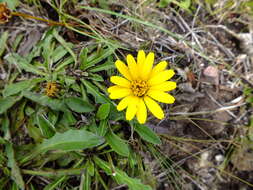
108,50,176,124
0,3,11,24
45,82,59,97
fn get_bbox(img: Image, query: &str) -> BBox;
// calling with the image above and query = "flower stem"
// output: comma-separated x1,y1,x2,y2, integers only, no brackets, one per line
11,11,66,26
22,167,86,177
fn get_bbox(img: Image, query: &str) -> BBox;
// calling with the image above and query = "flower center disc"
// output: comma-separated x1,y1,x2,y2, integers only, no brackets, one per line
131,80,149,97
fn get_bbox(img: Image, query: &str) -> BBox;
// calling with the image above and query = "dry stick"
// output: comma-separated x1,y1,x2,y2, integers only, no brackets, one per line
191,4,200,32
110,19,129,31
187,118,226,153
205,90,237,119
188,118,216,140
11,11,66,26
11,11,94,36
184,174,206,190
204,25,246,43
161,134,240,147
172,8,204,51
205,31,235,58
82,6,221,65
170,103,246,116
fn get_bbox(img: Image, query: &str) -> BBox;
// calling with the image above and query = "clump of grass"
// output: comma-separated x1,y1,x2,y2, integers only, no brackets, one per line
0,22,164,189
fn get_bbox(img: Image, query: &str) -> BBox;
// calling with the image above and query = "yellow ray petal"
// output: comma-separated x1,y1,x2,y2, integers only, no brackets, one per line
150,61,168,78
126,54,138,79
136,98,147,124
147,90,175,104
115,60,132,81
110,76,131,87
149,81,177,91
126,97,139,120
109,88,132,99
144,96,164,119
140,52,154,80
148,70,175,86
117,95,134,111
137,50,146,70
108,85,121,93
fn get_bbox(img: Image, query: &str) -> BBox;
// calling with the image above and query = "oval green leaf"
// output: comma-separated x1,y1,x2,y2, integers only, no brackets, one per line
105,130,129,157
134,124,161,145
39,129,104,152
36,113,55,138
23,91,67,111
94,157,152,190
97,119,108,137
0,96,21,114
65,97,94,113
96,103,110,120
21,129,104,164
3,78,43,97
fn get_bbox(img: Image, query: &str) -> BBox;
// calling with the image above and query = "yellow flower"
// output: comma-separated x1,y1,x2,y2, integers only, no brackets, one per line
45,82,59,97
0,3,11,24
108,50,176,124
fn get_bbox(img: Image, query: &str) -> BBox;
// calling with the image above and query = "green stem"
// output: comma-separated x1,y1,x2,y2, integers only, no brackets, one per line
22,167,86,177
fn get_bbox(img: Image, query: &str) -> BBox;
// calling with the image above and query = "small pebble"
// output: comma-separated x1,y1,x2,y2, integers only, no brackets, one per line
215,154,224,163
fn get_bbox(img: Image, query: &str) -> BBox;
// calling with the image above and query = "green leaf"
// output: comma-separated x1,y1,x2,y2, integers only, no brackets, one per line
65,97,95,113
5,53,46,76
6,143,25,190
0,31,8,57
39,129,104,151
81,79,110,104
2,114,10,140
80,47,88,70
134,124,161,145
0,0,19,10
43,176,66,190
21,129,104,164
23,91,67,111
247,96,253,103
159,0,173,8
36,113,56,138
52,45,69,63
26,120,43,143
55,56,74,72
3,78,43,97
12,33,24,52
88,59,114,72
159,0,191,10
97,119,108,137
105,130,129,157
81,171,91,190
13,100,26,131
86,160,95,176
94,157,152,190
41,31,54,69
82,47,115,70
98,0,109,9
52,29,77,66
88,73,104,82
11,182,19,190
0,96,21,114
109,106,124,121
178,0,191,10
0,137,6,144
96,103,110,120
61,110,77,126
